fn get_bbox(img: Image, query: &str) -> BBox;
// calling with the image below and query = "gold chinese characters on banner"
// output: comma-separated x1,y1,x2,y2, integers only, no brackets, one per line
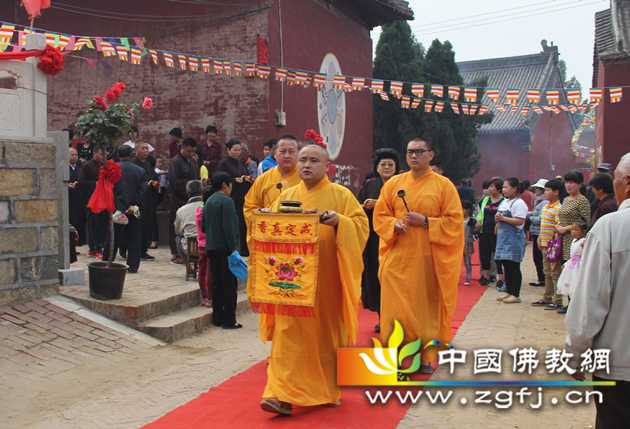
250,212,320,317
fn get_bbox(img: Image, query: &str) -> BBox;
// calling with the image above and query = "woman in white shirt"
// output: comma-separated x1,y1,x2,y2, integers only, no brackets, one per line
494,177,529,303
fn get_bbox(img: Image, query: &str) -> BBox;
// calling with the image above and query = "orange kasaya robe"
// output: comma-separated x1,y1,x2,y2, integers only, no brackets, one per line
243,166,300,307
373,168,464,362
261,177,369,406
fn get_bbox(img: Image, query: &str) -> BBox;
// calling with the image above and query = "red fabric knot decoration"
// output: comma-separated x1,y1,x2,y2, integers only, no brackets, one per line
87,160,122,213
303,129,327,149
37,44,65,76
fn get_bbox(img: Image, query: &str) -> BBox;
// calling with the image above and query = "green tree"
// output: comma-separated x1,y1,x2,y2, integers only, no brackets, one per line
372,21,424,155
373,30,491,182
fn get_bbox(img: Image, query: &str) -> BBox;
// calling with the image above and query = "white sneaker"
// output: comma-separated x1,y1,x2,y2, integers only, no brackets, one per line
464,281,471,286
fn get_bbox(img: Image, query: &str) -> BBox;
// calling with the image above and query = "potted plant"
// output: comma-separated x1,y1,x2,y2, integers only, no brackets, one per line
75,82,152,299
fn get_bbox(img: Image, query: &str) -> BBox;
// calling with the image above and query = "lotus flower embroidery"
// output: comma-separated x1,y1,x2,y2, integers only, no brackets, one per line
276,264,298,281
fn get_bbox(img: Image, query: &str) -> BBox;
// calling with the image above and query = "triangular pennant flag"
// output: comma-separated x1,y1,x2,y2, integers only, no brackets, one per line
546,89,560,105
120,37,130,48
533,106,543,114
380,92,389,101
487,88,500,103
560,105,570,112
510,105,518,114
496,105,507,112
577,104,588,114
100,41,116,57
0,23,15,45
245,62,256,77
464,87,477,103
116,44,128,61
58,34,72,50
448,86,460,100
567,88,581,104
469,105,479,115
411,98,421,109
17,28,33,46
214,59,223,74
133,37,144,49
189,55,199,72
451,102,460,114
424,100,434,112
74,37,92,51
233,61,242,76
201,57,211,73
431,85,444,98
223,60,231,75
568,105,577,113
85,58,96,69
130,46,142,65
352,77,365,91
98,60,111,68
589,88,602,103
506,89,519,105
94,37,103,51
434,101,445,112
411,83,424,98
11,45,23,52
610,87,623,103
521,106,530,116
478,105,488,115
163,52,174,68
401,96,411,109
461,104,469,115
371,79,384,94
526,89,540,104
390,81,403,98
275,67,288,82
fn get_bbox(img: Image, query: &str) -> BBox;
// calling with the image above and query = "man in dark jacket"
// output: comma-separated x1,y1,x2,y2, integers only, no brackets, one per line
103,145,147,273
168,138,199,265
79,145,108,258
132,140,158,261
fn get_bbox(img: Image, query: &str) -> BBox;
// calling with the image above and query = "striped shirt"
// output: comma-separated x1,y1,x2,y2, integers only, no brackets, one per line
540,199,561,246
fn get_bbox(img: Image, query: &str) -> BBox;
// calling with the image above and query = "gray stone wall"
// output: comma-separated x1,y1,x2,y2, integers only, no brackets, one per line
0,137,60,305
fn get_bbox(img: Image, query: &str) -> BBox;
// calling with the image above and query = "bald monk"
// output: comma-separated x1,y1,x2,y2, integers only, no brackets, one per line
243,135,301,251
259,143,369,416
373,137,464,374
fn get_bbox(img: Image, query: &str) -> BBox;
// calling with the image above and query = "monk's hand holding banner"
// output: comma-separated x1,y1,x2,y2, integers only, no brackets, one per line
250,212,320,317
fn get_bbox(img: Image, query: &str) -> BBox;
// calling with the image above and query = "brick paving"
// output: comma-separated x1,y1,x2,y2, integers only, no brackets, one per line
0,244,596,428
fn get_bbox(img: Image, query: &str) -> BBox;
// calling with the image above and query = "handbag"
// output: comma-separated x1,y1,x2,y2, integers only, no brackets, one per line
546,235,562,262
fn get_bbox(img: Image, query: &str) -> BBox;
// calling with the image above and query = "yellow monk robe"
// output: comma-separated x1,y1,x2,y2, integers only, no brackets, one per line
243,166,300,252
373,168,463,362
263,177,369,406
244,166,301,321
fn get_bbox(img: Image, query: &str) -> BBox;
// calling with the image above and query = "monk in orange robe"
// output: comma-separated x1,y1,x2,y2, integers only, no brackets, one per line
373,137,463,374
243,136,301,252
259,144,369,415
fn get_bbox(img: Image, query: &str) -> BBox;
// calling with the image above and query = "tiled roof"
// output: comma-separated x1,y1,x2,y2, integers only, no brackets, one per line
457,44,563,138
593,1,630,85
348,0,414,28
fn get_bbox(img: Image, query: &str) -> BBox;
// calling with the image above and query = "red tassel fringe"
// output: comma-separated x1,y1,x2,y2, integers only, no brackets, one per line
254,240,317,255
251,302,316,317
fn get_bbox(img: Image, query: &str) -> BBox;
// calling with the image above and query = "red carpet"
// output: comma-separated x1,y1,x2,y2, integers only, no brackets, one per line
144,246,484,428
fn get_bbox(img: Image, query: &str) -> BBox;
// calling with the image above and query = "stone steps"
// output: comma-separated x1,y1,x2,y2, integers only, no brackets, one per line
61,277,249,343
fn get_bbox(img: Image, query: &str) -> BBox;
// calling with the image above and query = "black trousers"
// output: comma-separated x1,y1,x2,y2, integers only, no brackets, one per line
140,204,155,254
499,260,522,297
530,234,545,282
103,216,141,271
593,375,630,429
479,233,504,274
86,208,109,251
208,250,238,327
168,202,184,255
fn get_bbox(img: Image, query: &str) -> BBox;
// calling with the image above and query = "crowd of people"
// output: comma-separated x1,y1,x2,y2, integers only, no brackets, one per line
66,128,630,425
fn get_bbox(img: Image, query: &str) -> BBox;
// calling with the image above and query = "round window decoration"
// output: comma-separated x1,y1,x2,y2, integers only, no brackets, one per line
317,53,346,161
